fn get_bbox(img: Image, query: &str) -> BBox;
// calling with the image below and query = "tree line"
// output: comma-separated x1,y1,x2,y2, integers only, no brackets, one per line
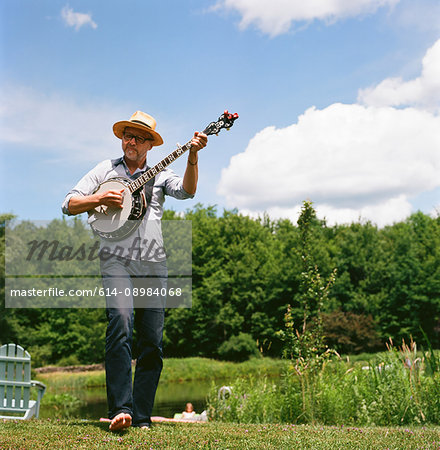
1,204,439,365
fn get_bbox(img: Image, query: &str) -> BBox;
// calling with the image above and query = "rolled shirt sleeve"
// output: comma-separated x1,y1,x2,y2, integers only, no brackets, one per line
160,169,195,200
61,161,112,215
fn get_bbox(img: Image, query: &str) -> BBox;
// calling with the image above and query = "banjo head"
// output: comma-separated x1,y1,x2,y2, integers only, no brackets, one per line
89,179,138,234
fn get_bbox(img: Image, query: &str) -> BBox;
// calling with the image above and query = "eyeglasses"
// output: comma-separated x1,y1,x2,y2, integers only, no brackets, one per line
123,132,153,145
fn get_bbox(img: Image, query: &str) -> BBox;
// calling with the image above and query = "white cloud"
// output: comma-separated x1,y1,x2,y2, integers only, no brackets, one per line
241,195,412,228
393,0,440,34
61,5,97,31
0,84,126,163
218,40,440,226
358,39,440,112
213,0,400,36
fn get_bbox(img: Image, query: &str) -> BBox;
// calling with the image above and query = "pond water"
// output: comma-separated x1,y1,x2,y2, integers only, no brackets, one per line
39,378,223,420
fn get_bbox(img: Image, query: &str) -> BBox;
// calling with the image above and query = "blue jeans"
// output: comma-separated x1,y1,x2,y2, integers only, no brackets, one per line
100,256,167,427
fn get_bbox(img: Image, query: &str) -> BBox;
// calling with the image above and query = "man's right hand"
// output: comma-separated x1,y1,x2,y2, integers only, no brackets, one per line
68,188,125,215
97,189,125,208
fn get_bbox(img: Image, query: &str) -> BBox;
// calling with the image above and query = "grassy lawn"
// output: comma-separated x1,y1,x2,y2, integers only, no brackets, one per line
0,420,439,449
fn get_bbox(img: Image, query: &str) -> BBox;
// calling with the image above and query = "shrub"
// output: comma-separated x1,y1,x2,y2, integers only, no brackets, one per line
321,310,381,354
217,333,260,362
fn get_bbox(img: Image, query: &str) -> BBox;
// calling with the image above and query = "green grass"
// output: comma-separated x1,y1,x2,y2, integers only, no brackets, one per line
0,419,440,449
0,420,439,449
36,357,286,389
161,357,286,382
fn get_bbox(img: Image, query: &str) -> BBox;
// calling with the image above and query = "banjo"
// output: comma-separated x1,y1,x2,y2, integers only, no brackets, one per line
88,110,239,241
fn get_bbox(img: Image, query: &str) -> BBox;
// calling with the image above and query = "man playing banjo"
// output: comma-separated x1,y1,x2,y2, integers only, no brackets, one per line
62,111,207,430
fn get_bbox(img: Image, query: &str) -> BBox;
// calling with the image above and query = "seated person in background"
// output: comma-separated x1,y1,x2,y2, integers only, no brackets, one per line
181,402,196,419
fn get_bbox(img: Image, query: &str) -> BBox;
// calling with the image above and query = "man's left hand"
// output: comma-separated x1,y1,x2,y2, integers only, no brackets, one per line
190,132,208,152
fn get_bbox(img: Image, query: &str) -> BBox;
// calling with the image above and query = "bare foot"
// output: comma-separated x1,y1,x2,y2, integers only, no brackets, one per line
109,412,132,431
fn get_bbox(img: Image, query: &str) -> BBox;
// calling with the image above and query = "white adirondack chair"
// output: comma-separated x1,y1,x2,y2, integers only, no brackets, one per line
0,343,46,419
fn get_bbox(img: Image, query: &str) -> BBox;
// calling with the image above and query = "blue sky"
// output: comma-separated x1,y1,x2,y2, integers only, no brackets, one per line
1,0,440,226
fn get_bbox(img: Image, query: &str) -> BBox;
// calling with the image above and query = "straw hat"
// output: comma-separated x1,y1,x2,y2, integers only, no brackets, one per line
113,111,163,146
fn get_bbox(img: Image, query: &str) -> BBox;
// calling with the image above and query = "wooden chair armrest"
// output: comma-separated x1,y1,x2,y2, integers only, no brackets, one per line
31,380,46,394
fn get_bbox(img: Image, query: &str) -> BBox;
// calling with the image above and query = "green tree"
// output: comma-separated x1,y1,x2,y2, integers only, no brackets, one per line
377,212,440,346
0,214,17,344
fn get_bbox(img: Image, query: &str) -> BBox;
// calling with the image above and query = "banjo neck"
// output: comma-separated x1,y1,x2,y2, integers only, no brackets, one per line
126,110,239,194
127,140,192,194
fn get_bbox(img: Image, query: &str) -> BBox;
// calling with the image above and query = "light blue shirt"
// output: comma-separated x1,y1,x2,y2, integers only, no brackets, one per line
62,156,194,260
